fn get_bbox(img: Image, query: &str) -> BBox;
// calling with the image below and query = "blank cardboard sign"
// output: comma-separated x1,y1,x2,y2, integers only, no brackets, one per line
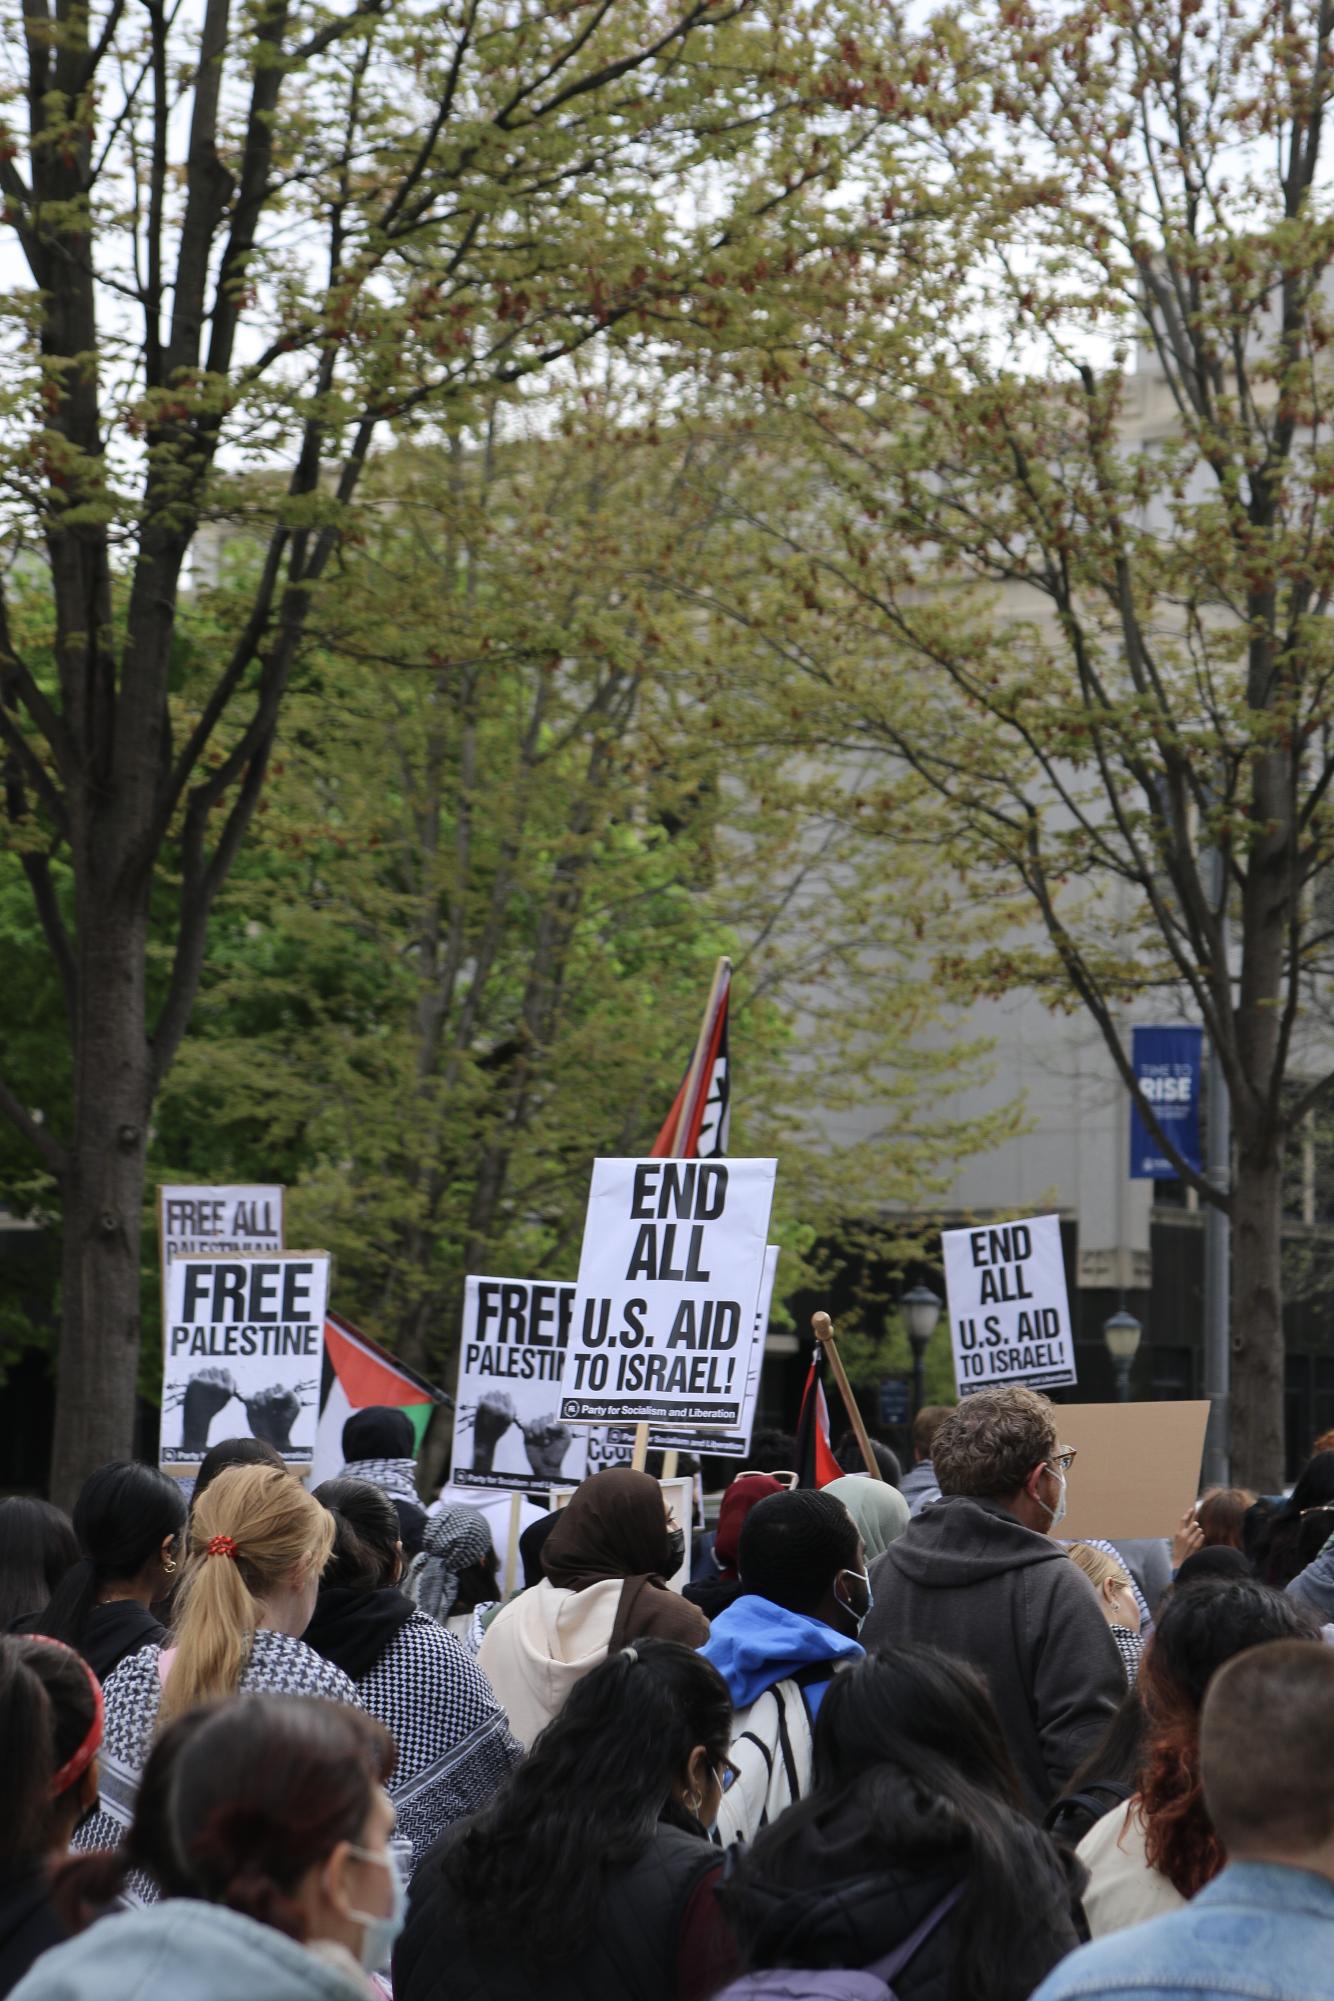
1055,1401,1211,1542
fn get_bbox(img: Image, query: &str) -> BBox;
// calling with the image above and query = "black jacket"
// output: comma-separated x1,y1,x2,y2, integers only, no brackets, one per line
394,1821,723,2001
862,1496,1123,1815
0,1862,65,2001
11,1601,165,1685
722,1792,1081,2001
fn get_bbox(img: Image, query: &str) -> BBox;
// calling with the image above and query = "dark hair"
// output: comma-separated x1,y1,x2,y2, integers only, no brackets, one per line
0,1498,79,1629
441,1640,732,1959
1175,1546,1253,1589
1138,1580,1318,1896
192,1438,287,1509
342,1406,415,1462
1045,1689,1146,1849
313,1478,400,1591
1294,1505,1334,1575
0,1636,100,1860
172,1696,396,1941
726,1649,1070,2000
519,1510,558,1590
737,1490,859,1614
745,1429,798,1475
1195,1487,1256,1551
37,1462,186,1654
1255,1451,1334,1588
834,1433,901,1486
52,1705,213,1927
1202,1640,1334,1854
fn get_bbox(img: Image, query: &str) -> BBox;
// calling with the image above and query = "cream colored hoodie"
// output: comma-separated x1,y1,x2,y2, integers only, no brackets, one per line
477,1575,621,1747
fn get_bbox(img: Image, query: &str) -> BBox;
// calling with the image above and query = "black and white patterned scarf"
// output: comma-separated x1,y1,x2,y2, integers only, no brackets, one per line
339,1457,421,1506
352,1612,521,1864
73,1629,359,1866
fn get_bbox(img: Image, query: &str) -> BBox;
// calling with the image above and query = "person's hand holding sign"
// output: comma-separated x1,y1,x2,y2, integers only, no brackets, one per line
522,1415,572,1480
472,1390,518,1473
1172,1505,1204,1573
181,1367,239,1451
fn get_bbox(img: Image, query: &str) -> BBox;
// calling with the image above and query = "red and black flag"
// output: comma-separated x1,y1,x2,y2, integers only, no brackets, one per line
794,1344,842,1489
652,958,731,1159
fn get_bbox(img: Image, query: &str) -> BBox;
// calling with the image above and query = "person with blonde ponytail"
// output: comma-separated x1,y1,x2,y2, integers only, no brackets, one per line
73,1466,358,1858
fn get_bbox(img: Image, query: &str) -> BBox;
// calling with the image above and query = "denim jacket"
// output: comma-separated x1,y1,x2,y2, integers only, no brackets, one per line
1029,1861,1334,2001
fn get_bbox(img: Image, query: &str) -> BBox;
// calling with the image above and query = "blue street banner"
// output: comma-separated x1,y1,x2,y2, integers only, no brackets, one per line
1129,1025,1204,1179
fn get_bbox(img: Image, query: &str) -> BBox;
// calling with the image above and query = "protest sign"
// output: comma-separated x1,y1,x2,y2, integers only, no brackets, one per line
160,1252,330,1473
942,1214,1077,1397
1056,1401,1210,1540
158,1185,285,1261
558,1158,777,1426
452,1277,590,1494
633,1243,780,1459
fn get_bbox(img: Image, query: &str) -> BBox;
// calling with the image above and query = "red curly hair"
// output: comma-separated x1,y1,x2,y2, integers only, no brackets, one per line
1137,1580,1316,1897
1137,1665,1223,1897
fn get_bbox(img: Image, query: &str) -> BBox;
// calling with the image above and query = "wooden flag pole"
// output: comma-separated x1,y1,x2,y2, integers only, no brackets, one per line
812,1310,882,1480
635,955,730,1484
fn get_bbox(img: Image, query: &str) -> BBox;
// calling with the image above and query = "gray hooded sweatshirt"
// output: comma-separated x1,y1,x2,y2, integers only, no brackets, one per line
863,1494,1123,1815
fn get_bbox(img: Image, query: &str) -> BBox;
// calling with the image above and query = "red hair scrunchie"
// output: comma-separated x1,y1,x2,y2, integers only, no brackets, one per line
206,1534,239,1559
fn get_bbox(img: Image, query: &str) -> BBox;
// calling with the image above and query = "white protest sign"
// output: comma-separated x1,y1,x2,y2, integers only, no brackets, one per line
559,1158,777,1427
158,1185,285,1261
160,1252,330,1472
942,1214,1077,1397
452,1277,589,1494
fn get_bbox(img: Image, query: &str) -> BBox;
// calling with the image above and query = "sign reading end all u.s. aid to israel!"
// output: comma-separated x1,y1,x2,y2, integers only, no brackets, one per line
942,1214,1077,1398
558,1157,777,1427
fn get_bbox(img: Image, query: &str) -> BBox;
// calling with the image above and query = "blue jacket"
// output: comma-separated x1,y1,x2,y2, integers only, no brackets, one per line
1030,1861,1334,2001
8,1898,370,2001
701,1592,863,1716
1286,1537,1334,1619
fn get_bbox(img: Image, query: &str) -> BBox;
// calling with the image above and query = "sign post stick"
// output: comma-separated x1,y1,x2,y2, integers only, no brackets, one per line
661,1449,679,1479
812,1311,882,1480
504,1491,523,1602
631,1422,651,1471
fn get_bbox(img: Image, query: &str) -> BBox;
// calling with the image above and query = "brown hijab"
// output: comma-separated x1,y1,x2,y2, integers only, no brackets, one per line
542,1467,709,1652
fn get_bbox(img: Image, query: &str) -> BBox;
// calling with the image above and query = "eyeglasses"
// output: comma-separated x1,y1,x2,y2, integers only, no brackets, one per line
738,1468,798,1491
716,1757,741,1794
1048,1450,1077,1474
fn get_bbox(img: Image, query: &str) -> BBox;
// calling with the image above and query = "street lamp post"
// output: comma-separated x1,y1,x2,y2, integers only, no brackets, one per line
901,1284,943,1422
1103,1308,1143,1403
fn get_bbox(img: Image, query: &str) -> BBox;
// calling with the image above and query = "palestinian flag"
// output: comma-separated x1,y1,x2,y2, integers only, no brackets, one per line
794,1344,842,1489
652,957,731,1159
310,1310,450,1485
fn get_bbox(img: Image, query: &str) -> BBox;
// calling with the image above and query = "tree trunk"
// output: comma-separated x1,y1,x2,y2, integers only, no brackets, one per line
48,897,153,1506
1229,1137,1285,1492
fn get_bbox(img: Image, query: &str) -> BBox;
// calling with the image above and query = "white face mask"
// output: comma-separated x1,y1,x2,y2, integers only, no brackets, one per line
1036,1464,1068,1533
341,1841,409,1974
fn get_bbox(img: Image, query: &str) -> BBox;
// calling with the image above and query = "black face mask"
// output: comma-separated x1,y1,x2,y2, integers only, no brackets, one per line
664,1527,686,1573
834,1566,872,1629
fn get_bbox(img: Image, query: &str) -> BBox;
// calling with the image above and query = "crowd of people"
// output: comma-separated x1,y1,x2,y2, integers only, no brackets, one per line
2,1386,1333,2001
